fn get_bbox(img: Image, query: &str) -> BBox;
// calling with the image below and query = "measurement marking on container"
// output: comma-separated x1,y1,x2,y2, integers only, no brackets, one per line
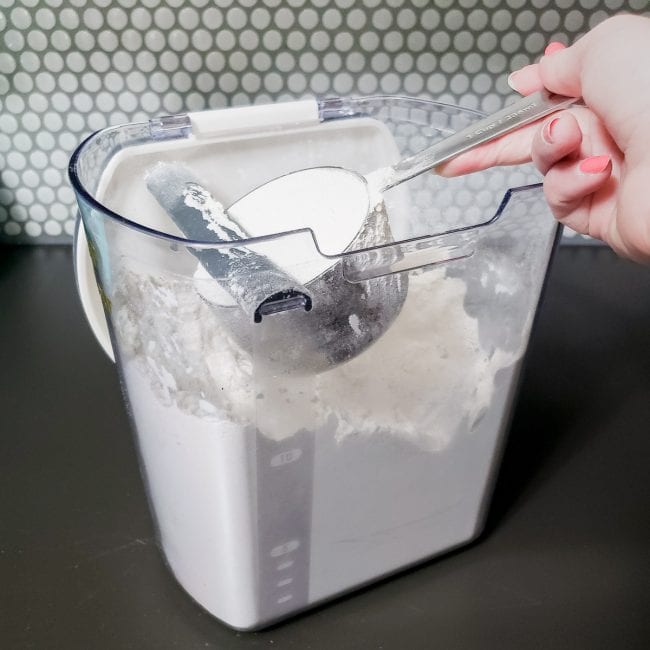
270,540,300,557
277,594,293,604
276,560,294,571
277,577,293,587
270,448,303,467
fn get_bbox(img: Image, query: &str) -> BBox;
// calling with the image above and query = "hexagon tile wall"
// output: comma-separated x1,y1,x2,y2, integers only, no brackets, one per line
1,0,648,244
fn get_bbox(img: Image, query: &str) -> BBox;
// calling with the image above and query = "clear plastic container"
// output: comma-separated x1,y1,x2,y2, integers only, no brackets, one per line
69,96,559,630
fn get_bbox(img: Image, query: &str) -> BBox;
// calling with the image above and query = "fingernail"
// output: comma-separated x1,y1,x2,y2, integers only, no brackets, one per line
544,41,565,56
507,70,520,91
507,64,538,93
579,155,611,174
542,117,560,145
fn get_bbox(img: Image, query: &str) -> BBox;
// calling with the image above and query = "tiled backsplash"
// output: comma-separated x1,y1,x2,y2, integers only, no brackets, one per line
1,0,647,244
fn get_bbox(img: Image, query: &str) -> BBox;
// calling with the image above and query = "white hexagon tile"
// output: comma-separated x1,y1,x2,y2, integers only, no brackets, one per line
0,0,648,243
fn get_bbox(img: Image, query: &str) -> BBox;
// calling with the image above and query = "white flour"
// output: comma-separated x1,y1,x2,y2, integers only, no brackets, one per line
107,168,526,628
113,261,523,626
114,163,519,450
114,263,517,452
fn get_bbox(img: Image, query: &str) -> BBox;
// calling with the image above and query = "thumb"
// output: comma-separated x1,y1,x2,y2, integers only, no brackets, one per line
538,39,585,97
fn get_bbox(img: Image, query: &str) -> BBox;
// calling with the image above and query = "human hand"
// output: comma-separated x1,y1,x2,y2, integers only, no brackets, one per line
437,15,650,264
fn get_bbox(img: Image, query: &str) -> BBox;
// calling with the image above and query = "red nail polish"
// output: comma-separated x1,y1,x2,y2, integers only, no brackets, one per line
579,155,611,174
544,42,565,56
542,117,559,144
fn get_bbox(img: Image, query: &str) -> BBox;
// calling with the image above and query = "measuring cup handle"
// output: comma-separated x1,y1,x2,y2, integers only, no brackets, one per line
386,90,579,189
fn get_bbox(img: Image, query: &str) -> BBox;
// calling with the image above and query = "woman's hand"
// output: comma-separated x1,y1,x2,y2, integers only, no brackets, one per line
437,15,650,264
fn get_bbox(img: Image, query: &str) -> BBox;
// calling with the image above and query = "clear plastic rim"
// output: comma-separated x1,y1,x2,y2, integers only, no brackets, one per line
67,95,529,254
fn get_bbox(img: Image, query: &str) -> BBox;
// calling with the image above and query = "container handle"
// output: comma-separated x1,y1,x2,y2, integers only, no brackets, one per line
73,218,116,362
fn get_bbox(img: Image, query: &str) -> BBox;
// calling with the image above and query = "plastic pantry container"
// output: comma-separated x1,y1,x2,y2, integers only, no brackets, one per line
69,96,560,630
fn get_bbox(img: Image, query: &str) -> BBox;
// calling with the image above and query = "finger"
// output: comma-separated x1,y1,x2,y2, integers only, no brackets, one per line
538,39,585,97
507,64,544,96
435,120,538,177
507,42,566,95
543,155,612,223
607,161,650,263
531,110,583,175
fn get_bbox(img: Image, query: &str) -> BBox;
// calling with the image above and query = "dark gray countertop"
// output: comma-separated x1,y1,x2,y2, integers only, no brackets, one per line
1,245,649,649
